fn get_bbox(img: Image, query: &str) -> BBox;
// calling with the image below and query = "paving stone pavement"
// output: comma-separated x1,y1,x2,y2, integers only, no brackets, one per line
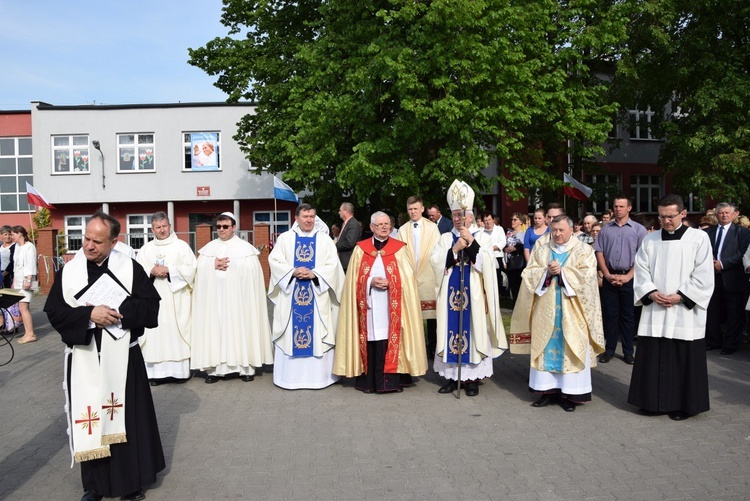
1,298,749,501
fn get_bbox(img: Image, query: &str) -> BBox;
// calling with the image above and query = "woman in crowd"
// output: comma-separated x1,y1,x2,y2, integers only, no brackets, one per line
12,225,37,344
503,212,527,302
523,208,548,262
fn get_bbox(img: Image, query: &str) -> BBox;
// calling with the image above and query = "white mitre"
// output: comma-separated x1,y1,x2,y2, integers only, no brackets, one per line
447,179,475,212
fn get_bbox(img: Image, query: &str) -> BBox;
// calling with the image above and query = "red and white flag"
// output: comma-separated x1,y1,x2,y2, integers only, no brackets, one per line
563,173,592,201
26,182,56,209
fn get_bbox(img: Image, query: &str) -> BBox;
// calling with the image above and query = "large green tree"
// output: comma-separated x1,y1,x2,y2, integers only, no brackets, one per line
614,0,750,206
190,0,628,211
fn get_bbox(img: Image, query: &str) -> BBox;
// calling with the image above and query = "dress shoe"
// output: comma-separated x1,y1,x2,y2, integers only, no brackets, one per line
531,394,556,407
81,491,103,501
120,490,145,501
464,381,479,397
559,398,576,412
720,348,736,355
624,354,635,365
204,375,220,384
438,380,457,394
705,345,719,351
241,375,255,382
597,353,613,364
668,411,690,421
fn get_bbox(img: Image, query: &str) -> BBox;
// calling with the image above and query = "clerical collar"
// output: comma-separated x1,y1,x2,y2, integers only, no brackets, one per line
373,237,388,250
661,223,688,240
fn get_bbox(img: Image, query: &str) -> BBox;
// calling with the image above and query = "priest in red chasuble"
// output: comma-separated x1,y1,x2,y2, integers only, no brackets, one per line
333,211,428,393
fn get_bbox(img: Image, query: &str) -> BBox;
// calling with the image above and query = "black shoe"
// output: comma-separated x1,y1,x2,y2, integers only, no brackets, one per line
81,491,103,501
706,345,719,351
668,411,690,421
204,375,220,384
624,354,635,365
464,382,479,397
720,348,736,355
241,375,255,382
120,490,145,501
438,380,457,394
559,398,576,412
531,394,556,407
598,353,613,364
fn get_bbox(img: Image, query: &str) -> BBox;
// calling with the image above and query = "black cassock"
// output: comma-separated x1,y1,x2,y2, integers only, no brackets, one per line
44,257,165,497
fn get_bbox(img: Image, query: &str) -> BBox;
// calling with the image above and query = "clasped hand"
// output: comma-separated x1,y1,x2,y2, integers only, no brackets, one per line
649,292,682,307
215,257,230,271
371,277,389,290
89,304,123,327
547,259,561,276
293,267,315,280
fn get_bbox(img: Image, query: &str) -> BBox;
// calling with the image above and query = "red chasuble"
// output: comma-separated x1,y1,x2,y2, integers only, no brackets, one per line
355,238,406,374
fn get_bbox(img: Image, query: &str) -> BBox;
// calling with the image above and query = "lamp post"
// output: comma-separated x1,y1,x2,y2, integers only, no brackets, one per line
93,140,104,189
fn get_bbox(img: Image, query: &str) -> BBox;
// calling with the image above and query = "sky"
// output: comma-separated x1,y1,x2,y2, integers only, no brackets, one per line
0,0,233,110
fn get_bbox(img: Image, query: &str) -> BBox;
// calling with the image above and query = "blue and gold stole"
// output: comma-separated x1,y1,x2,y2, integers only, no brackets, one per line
292,235,316,357
446,233,471,364
542,248,571,372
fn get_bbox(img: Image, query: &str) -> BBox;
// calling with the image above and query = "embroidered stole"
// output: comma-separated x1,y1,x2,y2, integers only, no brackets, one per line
62,250,132,464
445,233,471,364
291,235,315,357
355,239,405,374
542,249,570,372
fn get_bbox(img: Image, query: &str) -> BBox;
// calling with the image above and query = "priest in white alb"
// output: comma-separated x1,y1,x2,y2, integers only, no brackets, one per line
191,212,274,384
269,203,344,389
628,194,713,421
136,211,196,384
431,180,507,397
396,195,441,358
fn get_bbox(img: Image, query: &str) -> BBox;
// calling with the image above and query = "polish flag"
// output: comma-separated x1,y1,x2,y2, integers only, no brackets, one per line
563,173,592,201
26,182,56,209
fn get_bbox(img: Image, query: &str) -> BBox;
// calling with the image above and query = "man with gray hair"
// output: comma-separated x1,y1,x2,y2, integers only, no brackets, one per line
333,211,427,393
136,212,197,384
704,202,750,354
511,215,605,411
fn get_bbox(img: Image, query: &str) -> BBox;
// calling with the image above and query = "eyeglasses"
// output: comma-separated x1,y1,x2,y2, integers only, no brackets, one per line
657,214,681,221
372,223,390,228
216,224,233,230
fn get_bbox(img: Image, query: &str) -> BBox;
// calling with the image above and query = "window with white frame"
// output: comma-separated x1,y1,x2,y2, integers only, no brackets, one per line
117,133,155,172
127,214,153,249
183,132,220,171
64,215,92,252
254,211,290,241
630,175,662,213
628,106,656,140
0,137,32,212
589,174,620,214
52,135,90,173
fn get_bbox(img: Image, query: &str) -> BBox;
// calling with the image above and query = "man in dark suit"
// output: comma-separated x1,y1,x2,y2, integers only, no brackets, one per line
336,202,362,272
705,202,750,354
427,204,453,234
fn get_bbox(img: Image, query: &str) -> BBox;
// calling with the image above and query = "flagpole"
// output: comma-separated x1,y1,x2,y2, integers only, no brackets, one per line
27,207,36,244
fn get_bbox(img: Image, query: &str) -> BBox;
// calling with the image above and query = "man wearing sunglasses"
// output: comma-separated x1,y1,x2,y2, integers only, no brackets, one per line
191,212,273,384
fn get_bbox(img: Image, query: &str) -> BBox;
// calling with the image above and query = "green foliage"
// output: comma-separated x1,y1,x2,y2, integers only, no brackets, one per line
190,0,630,212
614,0,750,209
30,207,51,242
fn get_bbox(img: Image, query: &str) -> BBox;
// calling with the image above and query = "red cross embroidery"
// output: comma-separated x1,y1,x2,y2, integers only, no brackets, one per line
74,406,100,435
101,392,123,421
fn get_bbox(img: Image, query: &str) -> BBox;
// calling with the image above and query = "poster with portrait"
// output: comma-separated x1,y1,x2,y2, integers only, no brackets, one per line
190,132,219,171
